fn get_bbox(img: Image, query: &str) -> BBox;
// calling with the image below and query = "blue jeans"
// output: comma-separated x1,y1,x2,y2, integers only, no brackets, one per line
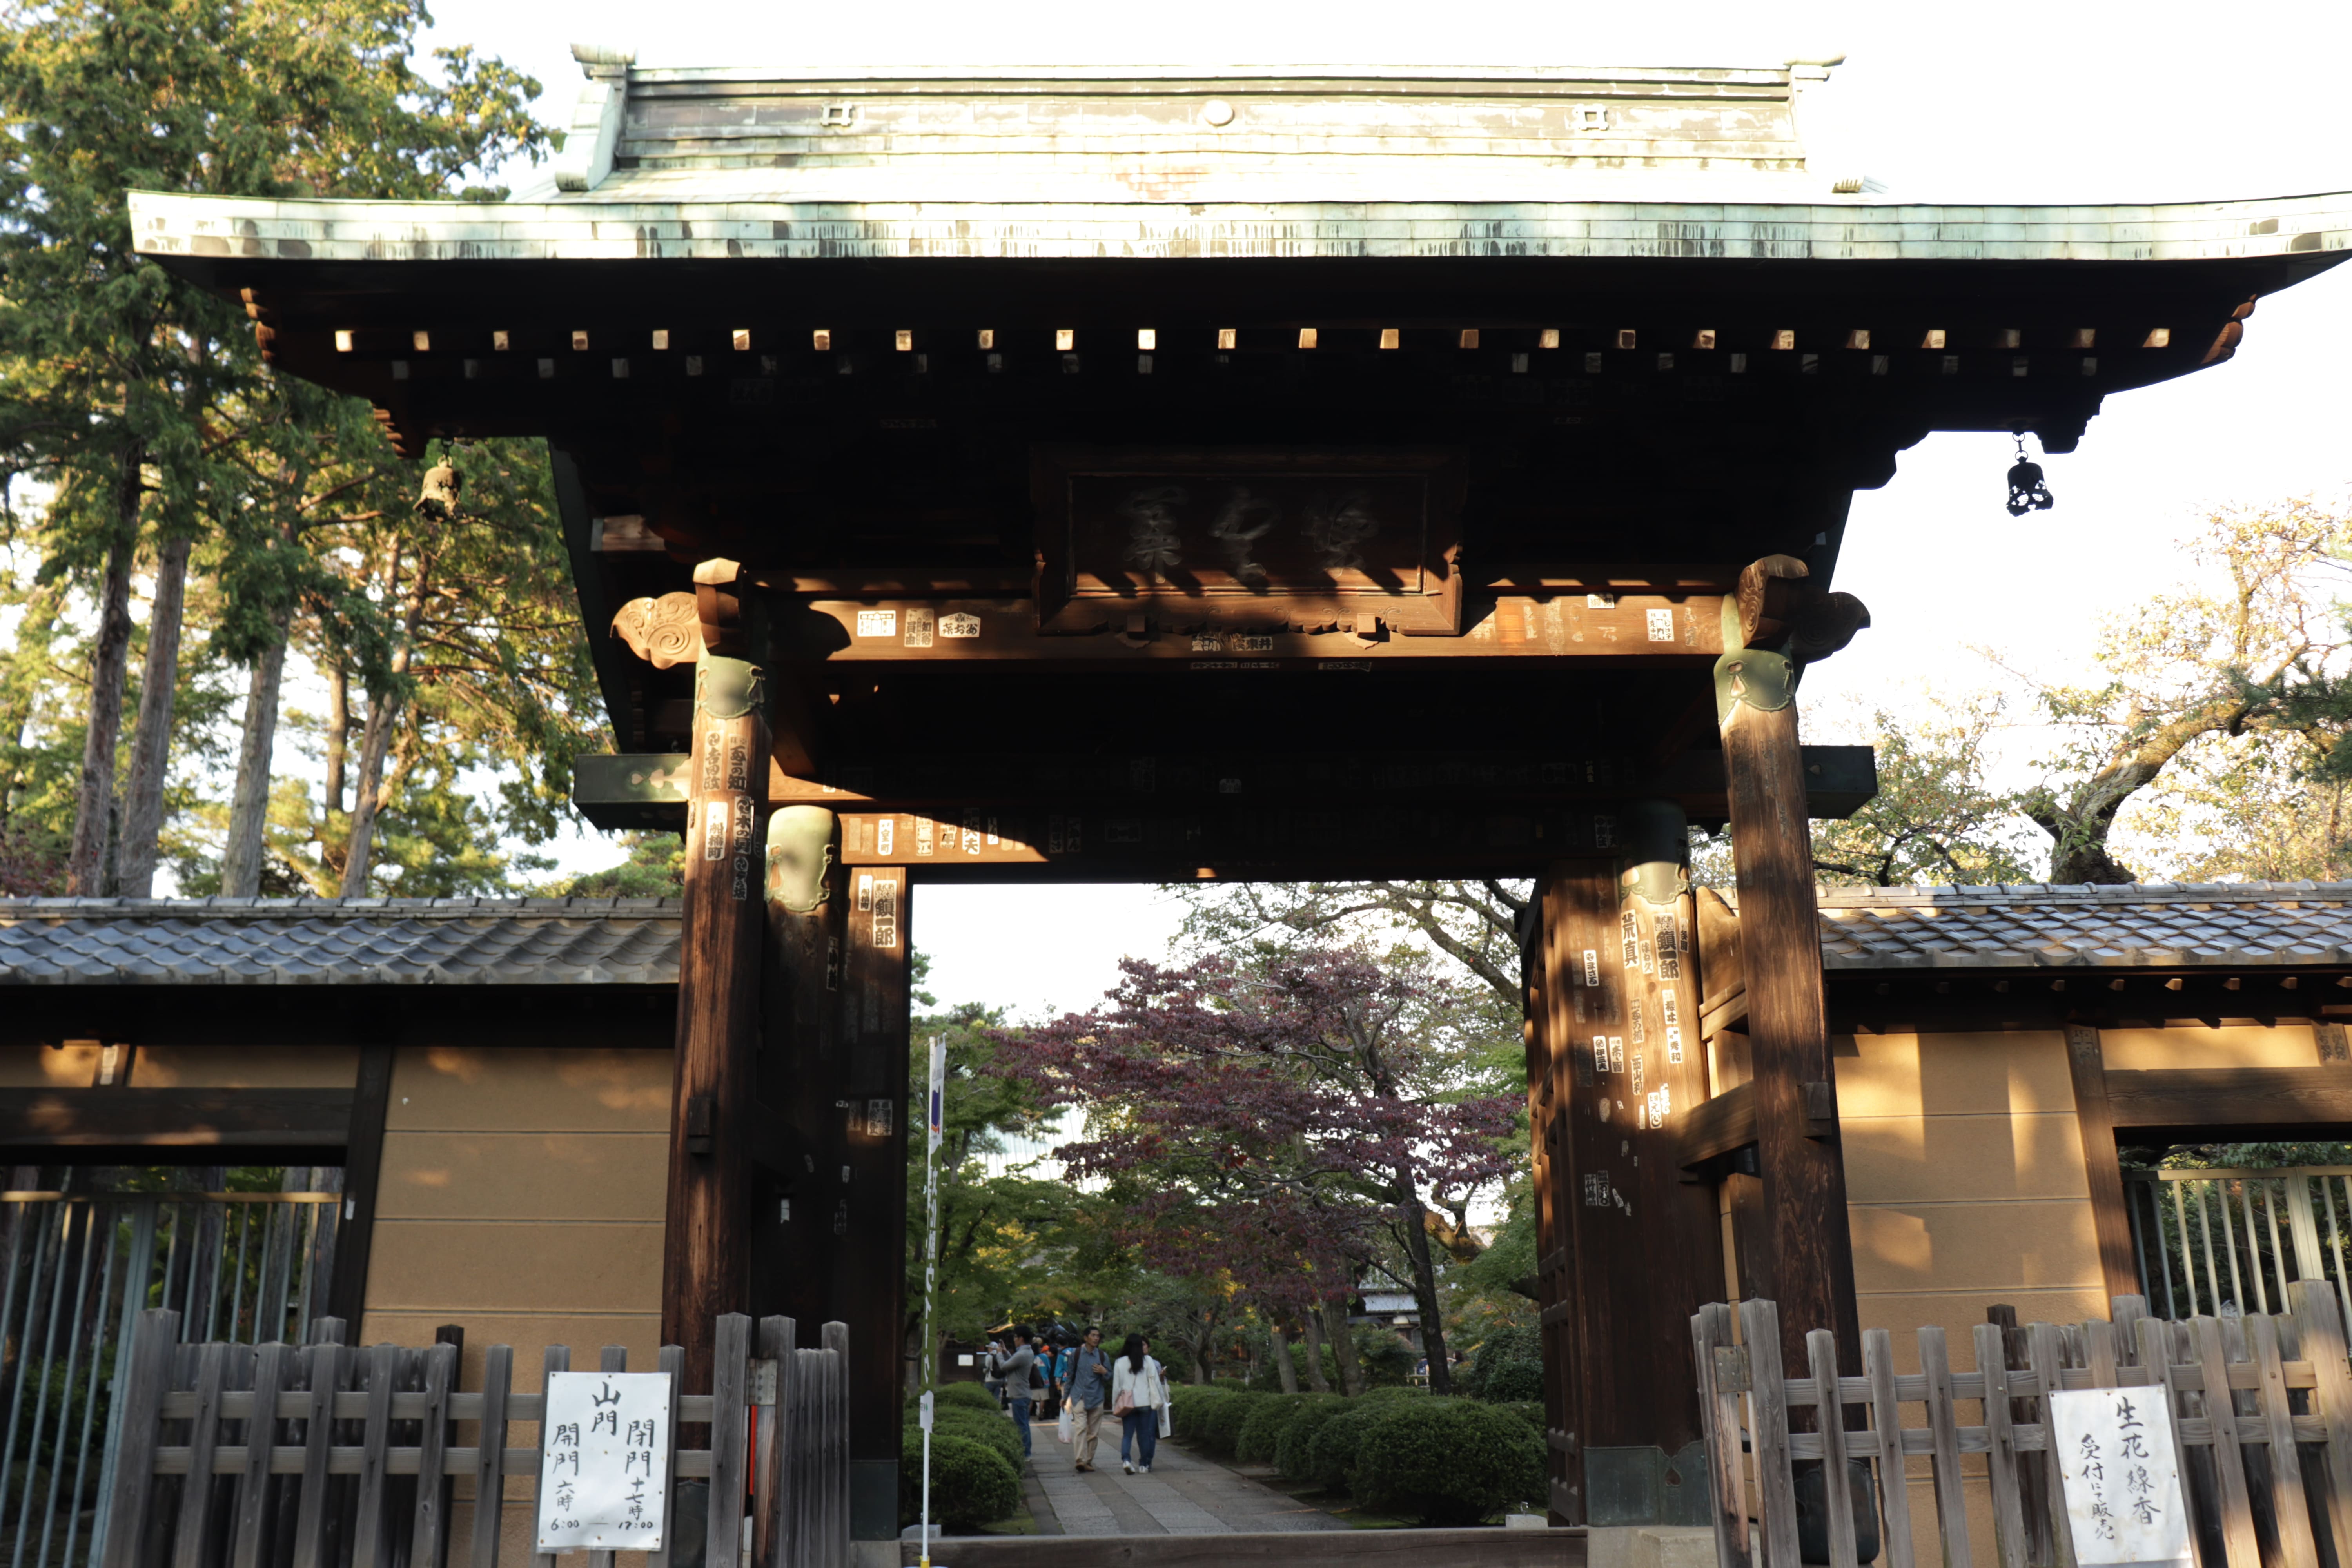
1120,1410,1157,1467
1009,1397,1033,1457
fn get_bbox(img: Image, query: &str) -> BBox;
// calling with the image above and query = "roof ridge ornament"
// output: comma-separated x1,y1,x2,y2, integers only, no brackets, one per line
555,45,635,193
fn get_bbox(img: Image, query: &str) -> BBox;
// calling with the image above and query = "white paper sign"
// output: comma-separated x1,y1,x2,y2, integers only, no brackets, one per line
2049,1387,2192,1566
537,1371,673,1551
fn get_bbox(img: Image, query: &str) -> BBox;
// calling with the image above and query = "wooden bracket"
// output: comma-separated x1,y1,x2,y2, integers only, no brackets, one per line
612,592,700,668
694,557,748,656
1734,555,1809,647
685,1094,715,1156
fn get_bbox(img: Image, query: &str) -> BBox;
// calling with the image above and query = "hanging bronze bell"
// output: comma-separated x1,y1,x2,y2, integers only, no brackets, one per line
414,461,461,520
2005,435,2054,517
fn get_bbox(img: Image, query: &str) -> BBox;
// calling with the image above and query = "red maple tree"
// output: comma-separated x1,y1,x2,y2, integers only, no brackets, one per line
998,946,1515,1394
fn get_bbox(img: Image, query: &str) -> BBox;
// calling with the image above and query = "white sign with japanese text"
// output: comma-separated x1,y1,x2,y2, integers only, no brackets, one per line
2049,1387,2192,1566
536,1371,672,1551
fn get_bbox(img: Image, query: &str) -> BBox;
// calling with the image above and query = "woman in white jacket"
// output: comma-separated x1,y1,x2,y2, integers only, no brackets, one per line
1109,1333,1167,1474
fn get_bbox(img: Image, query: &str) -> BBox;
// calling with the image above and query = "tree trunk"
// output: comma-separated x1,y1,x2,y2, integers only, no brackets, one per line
1299,1311,1331,1393
220,614,292,897
1321,1300,1364,1396
324,653,349,817
337,688,400,896
116,534,192,897
65,458,143,895
1270,1320,1300,1394
338,562,429,897
1396,1182,1454,1394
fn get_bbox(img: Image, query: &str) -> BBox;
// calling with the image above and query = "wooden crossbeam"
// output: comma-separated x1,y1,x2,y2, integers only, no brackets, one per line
0,1089,354,1152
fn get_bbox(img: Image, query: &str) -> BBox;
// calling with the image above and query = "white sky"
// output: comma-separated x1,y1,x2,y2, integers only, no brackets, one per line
401,0,2352,1016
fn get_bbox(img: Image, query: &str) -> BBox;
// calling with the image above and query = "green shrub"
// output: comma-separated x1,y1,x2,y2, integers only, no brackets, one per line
1354,1331,1416,1387
931,1407,1022,1472
1349,1397,1546,1527
1497,1400,1547,1433
1455,1326,1544,1403
898,1430,1022,1533
1193,1390,1267,1459
1359,1383,1426,1403
937,1380,1003,1414
1273,1394,1352,1481
1305,1404,1382,1492
1235,1394,1310,1464
1246,1343,1342,1392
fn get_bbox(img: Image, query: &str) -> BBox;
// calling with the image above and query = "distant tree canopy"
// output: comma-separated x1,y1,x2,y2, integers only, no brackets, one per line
0,0,602,898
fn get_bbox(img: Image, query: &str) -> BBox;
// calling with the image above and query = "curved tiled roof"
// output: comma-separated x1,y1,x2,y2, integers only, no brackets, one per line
1811,882,2352,971
9,883,2352,985
0,897,681,985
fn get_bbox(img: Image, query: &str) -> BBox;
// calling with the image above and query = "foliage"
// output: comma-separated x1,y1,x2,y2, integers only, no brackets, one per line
1247,1341,1338,1392
549,831,683,897
1348,1397,1546,1526
0,0,547,890
1453,1325,1544,1403
2007,500,2352,884
928,1406,1023,1474
898,1429,1021,1534
999,948,1515,1397
1304,1403,1382,1491
903,997,1088,1384
1274,1394,1353,1481
1801,693,2043,886
1355,1332,1416,1387
1235,1394,1310,1465
937,1381,1003,1414
1191,1391,1267,1459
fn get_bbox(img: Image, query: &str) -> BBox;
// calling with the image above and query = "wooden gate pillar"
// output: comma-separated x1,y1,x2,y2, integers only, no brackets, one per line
661,560,770,1387
836,862,911,1538
1715,638,1861,1373
1535,806,1722,1528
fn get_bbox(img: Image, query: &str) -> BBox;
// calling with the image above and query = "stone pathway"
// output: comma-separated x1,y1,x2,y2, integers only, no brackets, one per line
1025,1435,1348,1535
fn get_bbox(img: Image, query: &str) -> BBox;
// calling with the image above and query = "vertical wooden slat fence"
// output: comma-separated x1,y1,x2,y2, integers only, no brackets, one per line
1695,1285,2352,1568
95,1311,850,1568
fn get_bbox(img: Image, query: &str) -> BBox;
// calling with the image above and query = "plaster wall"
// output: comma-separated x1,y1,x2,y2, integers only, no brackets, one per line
360,1044,671,1568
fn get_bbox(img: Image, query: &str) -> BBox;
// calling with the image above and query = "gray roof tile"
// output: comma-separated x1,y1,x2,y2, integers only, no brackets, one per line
1810,882,2352,970
0,897,683,985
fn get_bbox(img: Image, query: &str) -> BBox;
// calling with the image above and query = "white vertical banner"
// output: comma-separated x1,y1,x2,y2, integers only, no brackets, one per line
928,1036,947,1150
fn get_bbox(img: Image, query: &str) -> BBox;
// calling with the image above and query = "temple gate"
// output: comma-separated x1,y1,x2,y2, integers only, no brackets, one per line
131,53,2352,1542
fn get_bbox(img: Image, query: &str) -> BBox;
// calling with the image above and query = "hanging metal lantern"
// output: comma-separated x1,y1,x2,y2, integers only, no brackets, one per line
414,460,461,520
2005,434,2054,517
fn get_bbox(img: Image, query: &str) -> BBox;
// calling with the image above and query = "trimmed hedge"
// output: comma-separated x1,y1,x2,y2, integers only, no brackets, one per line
931,1407,1023,1473
1234,1393,1310,1465
1497,1400,1546,1434
1305,1403,1382,1491
1191,1390,1267,1459
898,1430,1022,1533
1272,1394,1352,1481
1358,1384,1426,1403
937,1381,1003,1414
1349,1397,1546,1526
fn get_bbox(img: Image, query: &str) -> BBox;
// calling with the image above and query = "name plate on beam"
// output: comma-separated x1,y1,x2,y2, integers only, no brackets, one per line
1033,447,1466,634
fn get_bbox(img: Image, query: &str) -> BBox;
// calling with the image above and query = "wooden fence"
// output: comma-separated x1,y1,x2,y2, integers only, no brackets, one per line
1692,1283,2352,1568
96,1309,849,1568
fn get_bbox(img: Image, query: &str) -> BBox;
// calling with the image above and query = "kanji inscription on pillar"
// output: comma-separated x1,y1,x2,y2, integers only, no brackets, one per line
536,1371,673,1550
2049,1387,2190,1565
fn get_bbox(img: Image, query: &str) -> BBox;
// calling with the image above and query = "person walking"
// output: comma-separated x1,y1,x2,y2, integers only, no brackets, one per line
982,1335,1007,1409
1066,1327,1114,1472
1111,1333,1167,1475
1001,1325,1039,1461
